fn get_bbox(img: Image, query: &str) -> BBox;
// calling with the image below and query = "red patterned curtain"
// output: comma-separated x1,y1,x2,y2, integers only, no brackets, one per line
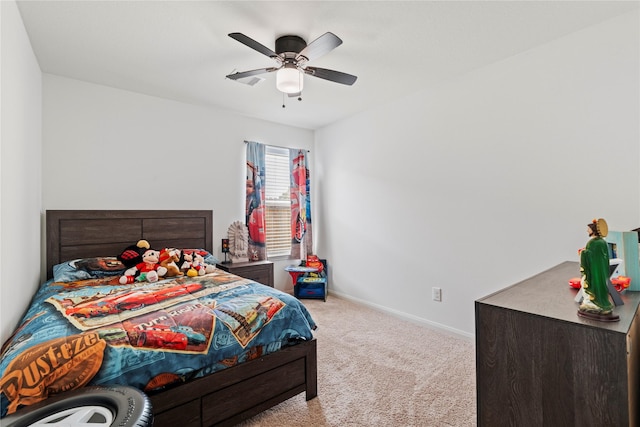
289,148,313,259
245,141,266,261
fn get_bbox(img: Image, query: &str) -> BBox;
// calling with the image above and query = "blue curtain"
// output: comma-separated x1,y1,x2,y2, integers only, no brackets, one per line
289,148,313,259
245,141,266,261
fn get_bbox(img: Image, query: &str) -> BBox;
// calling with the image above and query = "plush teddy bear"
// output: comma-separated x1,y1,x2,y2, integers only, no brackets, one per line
159,248,183,277
119,248,168,284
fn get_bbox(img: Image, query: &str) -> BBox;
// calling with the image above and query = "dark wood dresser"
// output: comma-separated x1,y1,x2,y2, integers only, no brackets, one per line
475,261,640,427
216,260,274,288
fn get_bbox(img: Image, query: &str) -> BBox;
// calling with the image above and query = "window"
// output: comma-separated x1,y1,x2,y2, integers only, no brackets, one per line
264,146,291,257
247,141,311,261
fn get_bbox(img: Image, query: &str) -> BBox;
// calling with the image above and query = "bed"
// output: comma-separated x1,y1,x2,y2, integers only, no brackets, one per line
1,210,318,426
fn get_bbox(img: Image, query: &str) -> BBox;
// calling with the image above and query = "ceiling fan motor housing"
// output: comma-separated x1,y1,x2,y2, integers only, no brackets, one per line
275,35,307,56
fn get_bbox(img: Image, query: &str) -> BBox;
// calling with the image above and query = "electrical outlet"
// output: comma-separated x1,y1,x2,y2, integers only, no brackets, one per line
432,287,442,302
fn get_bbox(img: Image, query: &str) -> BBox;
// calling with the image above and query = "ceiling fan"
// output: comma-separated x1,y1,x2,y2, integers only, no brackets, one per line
226,32,357,96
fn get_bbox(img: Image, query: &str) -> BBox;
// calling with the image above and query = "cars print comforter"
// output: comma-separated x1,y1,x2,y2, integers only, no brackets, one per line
0,270,316,417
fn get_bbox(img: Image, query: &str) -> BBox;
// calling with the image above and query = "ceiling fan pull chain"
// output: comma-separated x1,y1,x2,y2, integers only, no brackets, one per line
282,92,286,108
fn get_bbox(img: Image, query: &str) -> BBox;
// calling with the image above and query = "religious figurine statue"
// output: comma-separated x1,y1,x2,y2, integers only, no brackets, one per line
228,221,249,263
577,218,619,322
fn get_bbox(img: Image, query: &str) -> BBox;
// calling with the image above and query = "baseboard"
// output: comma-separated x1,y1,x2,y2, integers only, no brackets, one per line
327,290,474,340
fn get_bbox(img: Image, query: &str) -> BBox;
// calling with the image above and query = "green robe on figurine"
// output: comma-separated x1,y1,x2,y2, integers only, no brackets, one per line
578,218,618,321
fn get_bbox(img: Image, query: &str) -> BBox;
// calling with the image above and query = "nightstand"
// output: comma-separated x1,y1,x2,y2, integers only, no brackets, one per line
216,260,274,287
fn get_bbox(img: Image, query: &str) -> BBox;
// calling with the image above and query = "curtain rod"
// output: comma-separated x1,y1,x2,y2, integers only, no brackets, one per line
244,140,310,153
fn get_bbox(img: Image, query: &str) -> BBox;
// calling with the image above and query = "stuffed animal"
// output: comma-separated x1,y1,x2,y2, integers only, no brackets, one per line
159,248,183,277
305,255,324,273
183,251,216,277
120,248,168,284
179,251,194,273
117,239,150,268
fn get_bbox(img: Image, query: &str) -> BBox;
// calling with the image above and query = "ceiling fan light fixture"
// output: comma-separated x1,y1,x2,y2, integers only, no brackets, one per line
276,64,303,94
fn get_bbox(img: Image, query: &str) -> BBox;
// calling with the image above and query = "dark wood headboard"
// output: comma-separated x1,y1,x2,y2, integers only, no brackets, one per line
46,210,213,279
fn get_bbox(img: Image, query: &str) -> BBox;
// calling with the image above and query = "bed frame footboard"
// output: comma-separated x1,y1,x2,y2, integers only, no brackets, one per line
150,339,317,427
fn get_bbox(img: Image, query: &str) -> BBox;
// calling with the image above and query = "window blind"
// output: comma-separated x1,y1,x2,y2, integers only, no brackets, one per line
265,146,291,257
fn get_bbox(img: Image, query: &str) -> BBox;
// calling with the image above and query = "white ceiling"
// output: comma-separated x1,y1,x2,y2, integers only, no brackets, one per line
16,1,639,130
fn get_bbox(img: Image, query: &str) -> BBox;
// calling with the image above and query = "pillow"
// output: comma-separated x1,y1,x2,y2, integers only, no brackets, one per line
53,257,126,282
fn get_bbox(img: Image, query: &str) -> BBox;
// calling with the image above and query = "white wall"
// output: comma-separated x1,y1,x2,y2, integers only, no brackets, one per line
0,0,43,345
42,74,314,289
315,11,639,337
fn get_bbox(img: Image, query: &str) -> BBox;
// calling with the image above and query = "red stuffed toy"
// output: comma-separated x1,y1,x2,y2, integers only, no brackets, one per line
306,255,324,273
120,249,168,284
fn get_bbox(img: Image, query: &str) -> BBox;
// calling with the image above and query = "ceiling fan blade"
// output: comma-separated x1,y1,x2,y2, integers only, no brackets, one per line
226,67,277,80
297,32,342,62
228,33,278,58
304,67,357,86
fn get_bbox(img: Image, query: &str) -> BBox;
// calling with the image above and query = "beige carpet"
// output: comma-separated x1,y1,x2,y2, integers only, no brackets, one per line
239,296,477,427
